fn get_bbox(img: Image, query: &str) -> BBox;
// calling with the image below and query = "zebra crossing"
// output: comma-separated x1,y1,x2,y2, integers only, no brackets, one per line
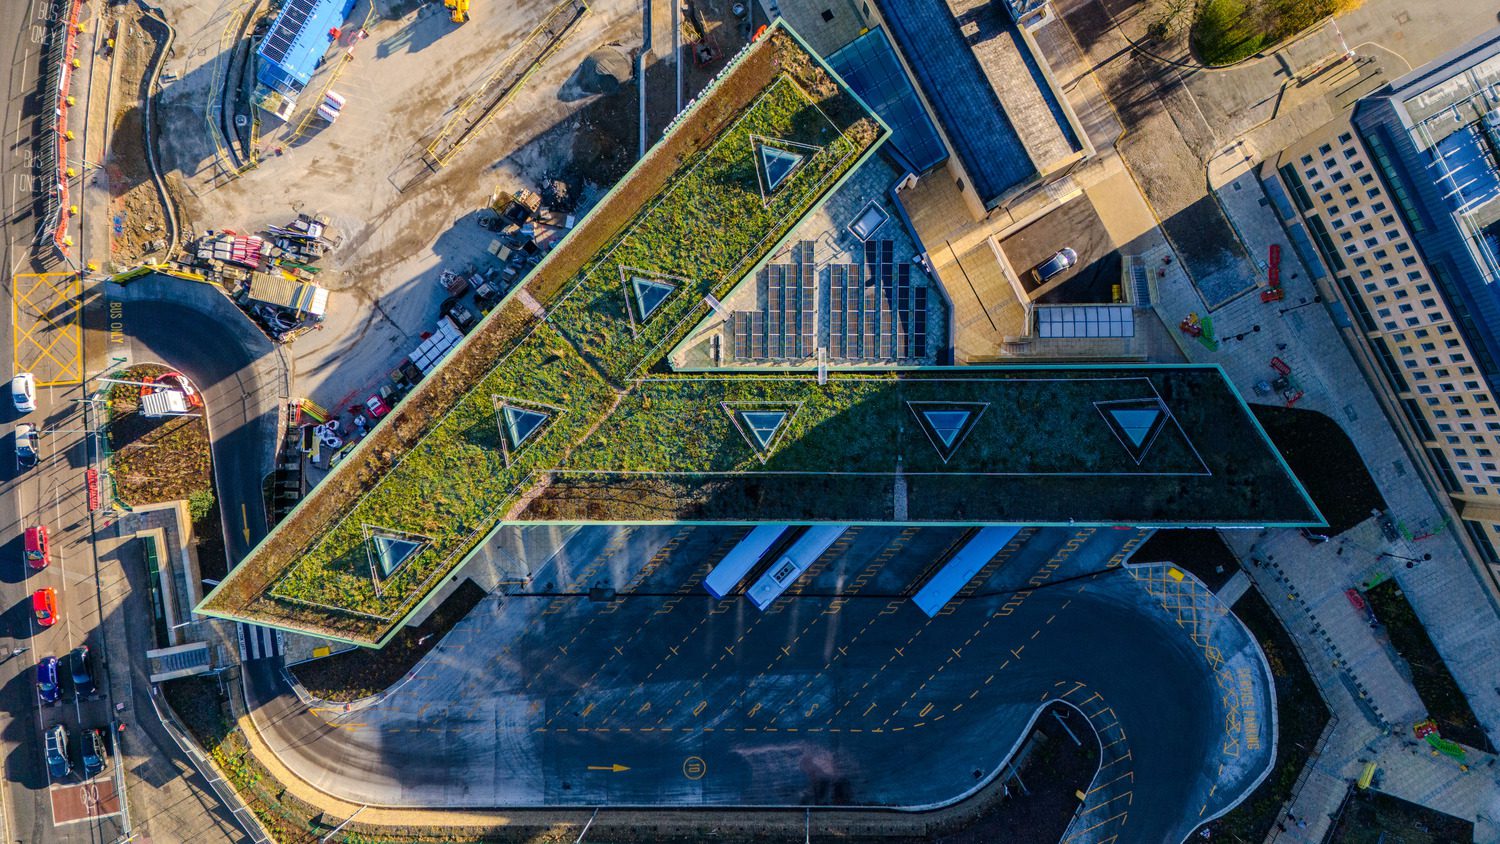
238,623,284,662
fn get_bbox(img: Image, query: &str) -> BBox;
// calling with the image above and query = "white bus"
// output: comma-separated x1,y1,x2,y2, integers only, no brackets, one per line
746,525,848,611
703,525,789,599
911,526,1021,617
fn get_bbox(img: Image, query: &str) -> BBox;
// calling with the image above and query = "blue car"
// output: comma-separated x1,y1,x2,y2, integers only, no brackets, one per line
69,646,95,697
35,657,59,705
81,728,107,778
43,724,69,780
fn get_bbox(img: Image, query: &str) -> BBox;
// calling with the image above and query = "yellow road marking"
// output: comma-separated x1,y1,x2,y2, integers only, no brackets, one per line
12,273,81,385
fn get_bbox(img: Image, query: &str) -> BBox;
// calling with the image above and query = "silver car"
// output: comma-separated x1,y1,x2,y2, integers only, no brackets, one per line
1032,248,1078,283
14,423,37,470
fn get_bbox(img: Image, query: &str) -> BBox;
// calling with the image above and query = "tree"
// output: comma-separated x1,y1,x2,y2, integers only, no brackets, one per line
1148,0,1196,42
188,489,216,522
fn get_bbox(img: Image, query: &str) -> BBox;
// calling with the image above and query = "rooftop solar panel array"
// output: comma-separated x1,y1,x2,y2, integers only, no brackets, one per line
730,242,817,362
256,0,355,96
729,240,930,364
828,240,925,363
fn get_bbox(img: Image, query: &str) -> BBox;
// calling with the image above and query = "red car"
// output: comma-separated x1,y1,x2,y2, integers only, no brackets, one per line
24,526,50,570
31,587,57,627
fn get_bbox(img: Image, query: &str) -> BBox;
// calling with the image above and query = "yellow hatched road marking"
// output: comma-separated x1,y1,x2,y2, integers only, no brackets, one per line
13,272,81,385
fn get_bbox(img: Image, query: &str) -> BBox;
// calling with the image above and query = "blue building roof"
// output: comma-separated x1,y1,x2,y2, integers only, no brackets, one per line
826,27,949,174
256,0,357,97
876,0,1036,206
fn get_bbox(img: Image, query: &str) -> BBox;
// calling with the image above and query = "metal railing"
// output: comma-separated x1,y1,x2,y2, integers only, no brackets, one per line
148,686,273,844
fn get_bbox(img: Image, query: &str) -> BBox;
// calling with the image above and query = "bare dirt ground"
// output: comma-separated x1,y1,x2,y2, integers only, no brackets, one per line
103,5,171,265
150,0,640,410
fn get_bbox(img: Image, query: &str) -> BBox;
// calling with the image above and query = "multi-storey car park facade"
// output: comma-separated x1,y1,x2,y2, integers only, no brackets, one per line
1272,29,1500,570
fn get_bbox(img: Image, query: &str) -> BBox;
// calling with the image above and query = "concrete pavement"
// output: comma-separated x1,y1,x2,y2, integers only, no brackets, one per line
1145,152,1500,838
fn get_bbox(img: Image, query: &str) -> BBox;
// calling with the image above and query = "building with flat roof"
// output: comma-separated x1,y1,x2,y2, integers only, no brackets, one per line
876,0,1091,214
253,0,357,118
1271,28,1500,571
769,0,1092,217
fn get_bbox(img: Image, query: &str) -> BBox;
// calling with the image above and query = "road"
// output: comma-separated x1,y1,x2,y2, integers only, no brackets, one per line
104,277,286,566
250,525,1276,843
0,0,130,840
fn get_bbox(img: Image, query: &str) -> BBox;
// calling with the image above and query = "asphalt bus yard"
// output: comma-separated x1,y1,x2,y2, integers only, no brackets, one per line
252,525,1274,843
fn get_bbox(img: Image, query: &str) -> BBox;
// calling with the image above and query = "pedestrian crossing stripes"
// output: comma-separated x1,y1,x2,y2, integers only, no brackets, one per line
238,623,284,662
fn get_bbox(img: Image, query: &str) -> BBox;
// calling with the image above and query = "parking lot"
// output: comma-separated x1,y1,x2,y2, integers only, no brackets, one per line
259,525,1274,842
1000,194,1121,304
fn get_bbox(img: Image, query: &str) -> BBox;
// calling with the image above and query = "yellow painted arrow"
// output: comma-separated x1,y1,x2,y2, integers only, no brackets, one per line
586,763,630,773
241,502,251,543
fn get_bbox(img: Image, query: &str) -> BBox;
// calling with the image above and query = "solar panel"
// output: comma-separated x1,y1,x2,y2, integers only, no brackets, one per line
829,265,844,358
260,0,318,65
849,267,861,358
914,286,928,357
786,262,799,358
766,266,782,357
801,247,816,357
734,312,750,359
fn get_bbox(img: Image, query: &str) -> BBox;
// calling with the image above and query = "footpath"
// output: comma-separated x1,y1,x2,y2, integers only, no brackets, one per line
1142,160,1500,840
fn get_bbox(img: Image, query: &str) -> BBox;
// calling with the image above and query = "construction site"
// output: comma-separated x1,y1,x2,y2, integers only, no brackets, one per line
118,0,710,424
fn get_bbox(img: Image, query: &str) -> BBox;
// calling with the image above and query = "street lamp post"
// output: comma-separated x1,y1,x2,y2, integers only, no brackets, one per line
1279,295,1323,316
1379,551,1432,568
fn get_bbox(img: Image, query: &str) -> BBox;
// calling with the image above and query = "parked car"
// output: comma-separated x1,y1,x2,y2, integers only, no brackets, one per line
365,395,390,418
81,728,107,778
43,723,69,779
15,423,38,469
1031,248,1078,284
24,525,50,570
35,657,59,704
11,372,35,413
31,587,57,627
69,646,94,696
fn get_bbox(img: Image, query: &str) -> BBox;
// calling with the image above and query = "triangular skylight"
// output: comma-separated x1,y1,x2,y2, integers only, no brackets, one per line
1110,408,1161,449
741,410,787,450
504,405,549,448
749,135,822,202
760,146,804,191
907,402,988,464
1094,398,1170,464
723,401,803,462
371,534,423,578
924,410,971,448
632,276,677,321
361,524,433,593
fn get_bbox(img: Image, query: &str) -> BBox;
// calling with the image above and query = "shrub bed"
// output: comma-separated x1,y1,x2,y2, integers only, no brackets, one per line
1365,580,1494,751
1252,405,1384,534
1197,588,1330,841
